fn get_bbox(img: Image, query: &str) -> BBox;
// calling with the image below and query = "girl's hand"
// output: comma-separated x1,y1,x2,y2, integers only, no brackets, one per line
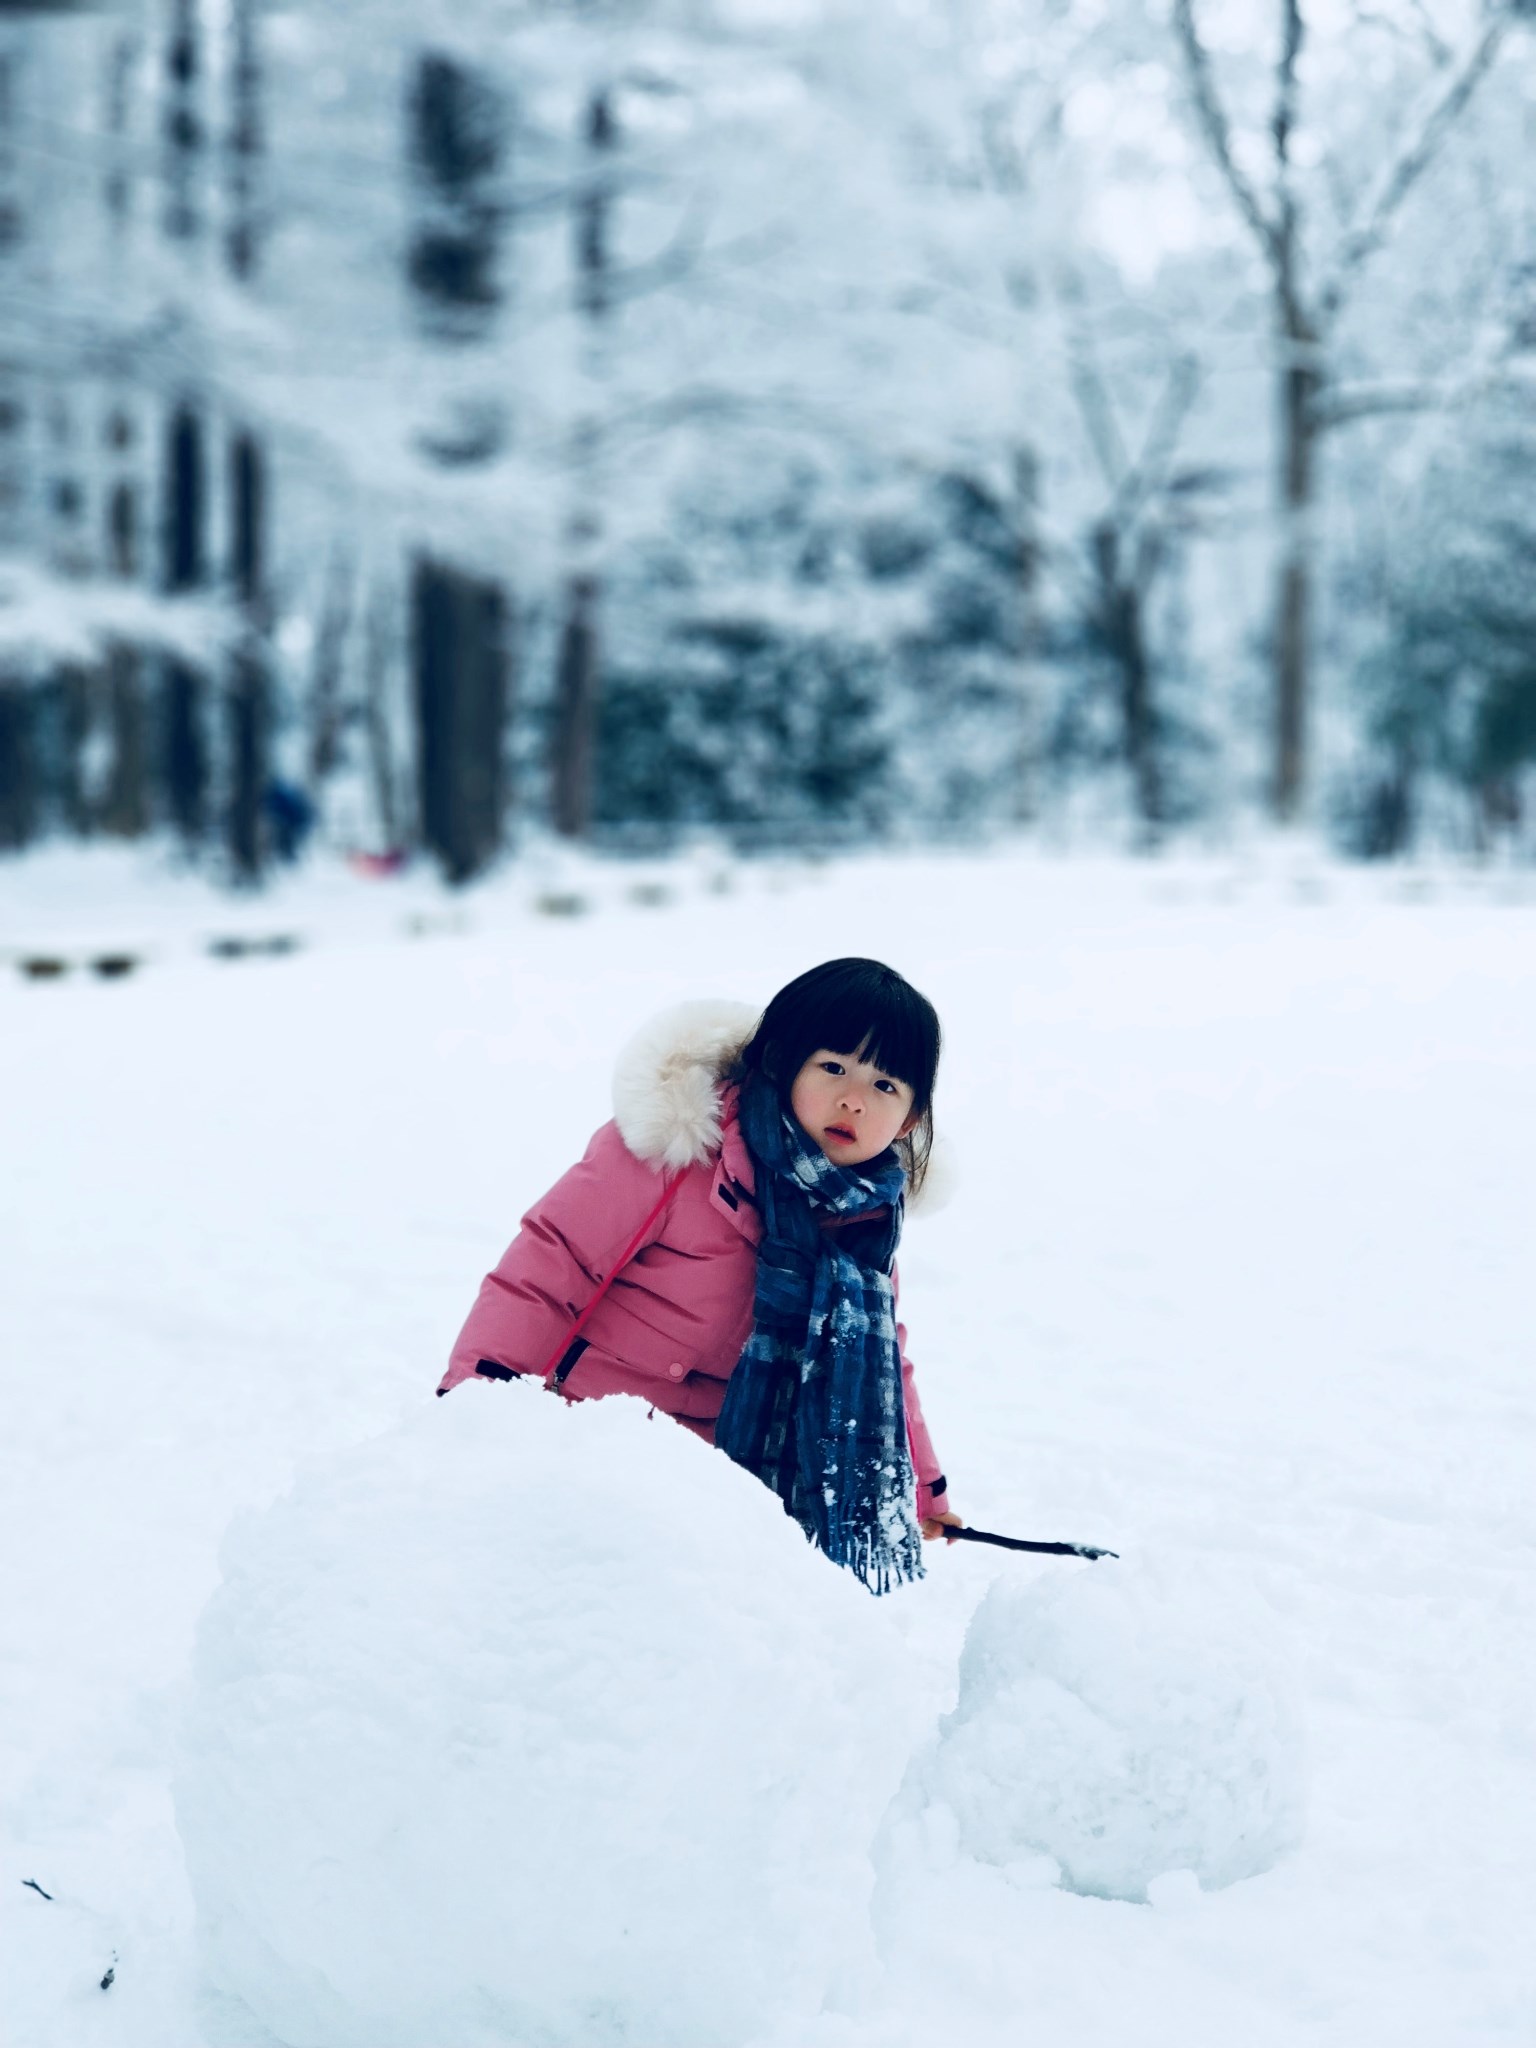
922,1511,964,1544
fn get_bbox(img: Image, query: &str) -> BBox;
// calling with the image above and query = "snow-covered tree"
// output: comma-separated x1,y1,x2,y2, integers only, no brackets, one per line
1170,0,1534,821
2,0,1531,869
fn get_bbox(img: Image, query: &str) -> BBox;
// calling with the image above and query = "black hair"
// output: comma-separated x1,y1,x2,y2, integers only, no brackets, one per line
737,957,942,1190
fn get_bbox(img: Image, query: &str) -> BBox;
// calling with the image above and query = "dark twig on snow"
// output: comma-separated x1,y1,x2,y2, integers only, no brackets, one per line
20,1879,118,1988
950,1525,1119,1562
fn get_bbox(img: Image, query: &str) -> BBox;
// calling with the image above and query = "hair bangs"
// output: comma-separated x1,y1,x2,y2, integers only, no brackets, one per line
742,957,941,1114
834,1001,931,1099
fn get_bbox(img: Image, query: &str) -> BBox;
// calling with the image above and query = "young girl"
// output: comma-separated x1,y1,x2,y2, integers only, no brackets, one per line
438,957,961,1591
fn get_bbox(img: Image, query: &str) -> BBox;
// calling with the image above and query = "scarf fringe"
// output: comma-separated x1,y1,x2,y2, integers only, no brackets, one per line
804,1515,926,1596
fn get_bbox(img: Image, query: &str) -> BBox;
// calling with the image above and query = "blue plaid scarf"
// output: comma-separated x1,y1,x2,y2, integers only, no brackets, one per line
714,1070,925,1594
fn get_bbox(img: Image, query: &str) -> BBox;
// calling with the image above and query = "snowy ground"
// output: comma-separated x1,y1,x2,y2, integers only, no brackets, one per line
3,839,1533,2046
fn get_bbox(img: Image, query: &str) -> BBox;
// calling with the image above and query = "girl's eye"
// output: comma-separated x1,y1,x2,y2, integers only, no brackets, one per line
875,1079,898,1095
820,1061,845,1076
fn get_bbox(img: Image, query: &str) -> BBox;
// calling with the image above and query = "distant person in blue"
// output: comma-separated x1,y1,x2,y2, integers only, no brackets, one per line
261,779,316,863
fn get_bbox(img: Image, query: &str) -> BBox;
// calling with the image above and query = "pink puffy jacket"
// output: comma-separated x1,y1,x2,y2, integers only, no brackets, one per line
438,1000,951,1522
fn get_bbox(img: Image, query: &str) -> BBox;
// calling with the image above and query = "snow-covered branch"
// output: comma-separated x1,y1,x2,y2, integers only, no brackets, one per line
1350,0,1454,69
1057,261,1206,565
1271,0,1304,241
1060,274,1130,495
1315,11,1513,324
1115,352,1203,532
1310,376,1454,428
1312,355,1536,430
1170,0,1279,265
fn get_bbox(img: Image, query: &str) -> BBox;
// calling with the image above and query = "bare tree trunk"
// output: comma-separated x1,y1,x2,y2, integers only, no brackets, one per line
44,385,86,575
0,60,26,836
43,384,98,835
0,35,31,562
406,52,504,342
411,556,509,882
221,0,270,881
106,415,138,573
550,90,617,841
403,49,512,870
1274,328,1319,821
0,381,22,557
225,0,259,282
1091,521,1162,838
97,31,151,842
575,89,615,321
57,663,95,835
103,25,137,234
1010,444,1042,824
226,645,264,878
160,1,210,847
0,673,36,851
1124,621,1160,838
551,572,600,838
0,32,23,278
1270,0,1319,832
308,542,355,788
362,577,402,852
101,407,149,837
1172,0,1511,826
161,657,206,841
162,399,208,842
227,426,266,879
101,644,149,837
549,516,603,840
163,394,206,586
162,0,202,243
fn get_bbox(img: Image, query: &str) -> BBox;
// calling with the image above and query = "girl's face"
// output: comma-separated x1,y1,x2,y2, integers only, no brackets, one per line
789,1047,918,1169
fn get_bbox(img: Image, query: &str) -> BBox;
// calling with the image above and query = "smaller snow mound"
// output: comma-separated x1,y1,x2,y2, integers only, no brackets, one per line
175,1386,905,2048
878,1557,1305,1908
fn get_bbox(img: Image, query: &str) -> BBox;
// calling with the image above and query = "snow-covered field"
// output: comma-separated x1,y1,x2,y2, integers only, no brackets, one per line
3,842,1533,2047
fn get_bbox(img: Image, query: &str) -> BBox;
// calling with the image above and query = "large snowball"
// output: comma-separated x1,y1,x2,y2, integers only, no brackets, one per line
175,1386,908,2048
877,1558,1305,1909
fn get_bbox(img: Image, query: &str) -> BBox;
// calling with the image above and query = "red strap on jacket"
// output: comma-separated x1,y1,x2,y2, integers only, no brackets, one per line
535,1171,682,1384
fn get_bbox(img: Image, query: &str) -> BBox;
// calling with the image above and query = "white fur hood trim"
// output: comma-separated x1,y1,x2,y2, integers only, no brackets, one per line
610,999,956,1214
612,999,760,1172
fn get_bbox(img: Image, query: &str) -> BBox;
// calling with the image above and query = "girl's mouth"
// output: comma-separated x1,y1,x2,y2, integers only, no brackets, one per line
825,1125,856,1143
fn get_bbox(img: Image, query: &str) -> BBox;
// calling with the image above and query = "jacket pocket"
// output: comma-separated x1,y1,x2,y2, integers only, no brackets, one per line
550,1335,590,1387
